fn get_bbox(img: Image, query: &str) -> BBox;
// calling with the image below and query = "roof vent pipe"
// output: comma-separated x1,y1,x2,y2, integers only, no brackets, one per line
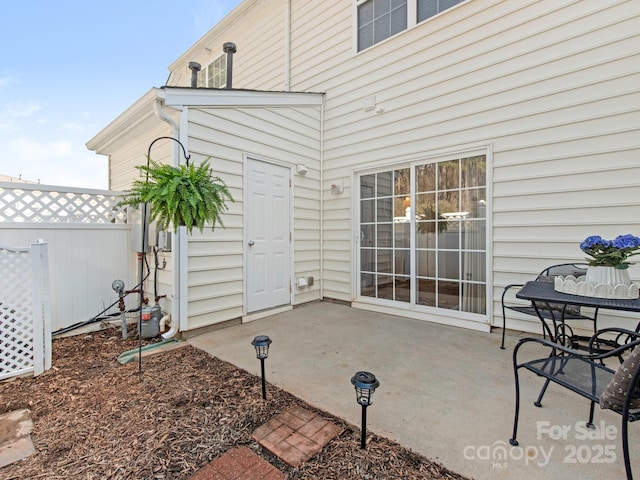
188,61,201,88
223,42,237,89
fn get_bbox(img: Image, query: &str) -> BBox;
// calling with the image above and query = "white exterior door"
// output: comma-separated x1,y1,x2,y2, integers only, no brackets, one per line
245,158,291,313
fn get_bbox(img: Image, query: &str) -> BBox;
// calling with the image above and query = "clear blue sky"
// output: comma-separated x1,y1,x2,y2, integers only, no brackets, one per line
0,0,241,189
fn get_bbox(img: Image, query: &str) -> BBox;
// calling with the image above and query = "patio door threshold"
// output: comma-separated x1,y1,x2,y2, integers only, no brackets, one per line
351,300,490,333
242,305,293,323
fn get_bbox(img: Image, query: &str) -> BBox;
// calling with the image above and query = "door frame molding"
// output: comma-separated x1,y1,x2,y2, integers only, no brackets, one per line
242,153,294,315
350,144,493,328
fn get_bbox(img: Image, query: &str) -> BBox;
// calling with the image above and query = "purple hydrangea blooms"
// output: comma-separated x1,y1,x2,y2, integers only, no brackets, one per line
612,234,640,250
580,234,640,269
580,235,611,250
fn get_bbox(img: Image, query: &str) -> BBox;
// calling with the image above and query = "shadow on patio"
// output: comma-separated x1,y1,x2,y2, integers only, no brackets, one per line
188,300,638,480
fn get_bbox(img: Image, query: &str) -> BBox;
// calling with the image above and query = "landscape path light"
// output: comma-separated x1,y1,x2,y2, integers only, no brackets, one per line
251,335,272,400
351,371,380,449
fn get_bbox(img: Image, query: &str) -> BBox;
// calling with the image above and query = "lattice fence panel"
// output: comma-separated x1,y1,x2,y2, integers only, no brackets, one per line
0,183,127,224
0,246,35,379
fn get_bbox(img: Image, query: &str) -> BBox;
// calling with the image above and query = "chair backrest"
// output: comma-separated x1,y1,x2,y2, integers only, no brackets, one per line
533,263,589,316
539,263,589,279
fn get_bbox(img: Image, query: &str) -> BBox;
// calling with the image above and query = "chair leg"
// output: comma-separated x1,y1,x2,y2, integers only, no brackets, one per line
501,303,507,349
534,378,551,407
586,401,595,429
622,415,633,480
510,365,521,446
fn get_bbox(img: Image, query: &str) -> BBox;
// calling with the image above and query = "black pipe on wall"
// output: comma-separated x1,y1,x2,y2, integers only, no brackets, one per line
223,42,237,89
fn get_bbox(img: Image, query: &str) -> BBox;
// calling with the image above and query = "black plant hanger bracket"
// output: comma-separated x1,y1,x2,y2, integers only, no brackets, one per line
137,136,190,375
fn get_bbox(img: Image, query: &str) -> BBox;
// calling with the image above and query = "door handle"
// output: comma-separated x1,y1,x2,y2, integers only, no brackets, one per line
248,240,255,246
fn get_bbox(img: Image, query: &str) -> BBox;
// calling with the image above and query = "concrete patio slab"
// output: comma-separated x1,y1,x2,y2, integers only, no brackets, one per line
188,301,640,480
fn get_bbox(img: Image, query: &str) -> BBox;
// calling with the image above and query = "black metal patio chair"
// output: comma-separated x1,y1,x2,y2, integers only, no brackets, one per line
510,328,640,480
500,263,598,349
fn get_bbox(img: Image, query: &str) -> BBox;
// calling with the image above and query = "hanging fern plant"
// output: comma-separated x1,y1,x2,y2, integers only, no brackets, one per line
119,156,233,234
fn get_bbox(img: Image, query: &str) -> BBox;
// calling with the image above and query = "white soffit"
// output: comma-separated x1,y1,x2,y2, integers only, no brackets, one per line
157,87,324,108
86,89,164,154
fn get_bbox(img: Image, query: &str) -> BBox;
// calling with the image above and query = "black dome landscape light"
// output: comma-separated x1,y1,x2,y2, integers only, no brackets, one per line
251,335,272,400
351,371,380,449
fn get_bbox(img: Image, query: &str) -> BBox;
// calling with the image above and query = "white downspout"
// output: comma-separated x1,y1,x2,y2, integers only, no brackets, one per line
153,97,184,337
284,0,291,91
177,110,190,335
319,101,325,300
153,97,179,132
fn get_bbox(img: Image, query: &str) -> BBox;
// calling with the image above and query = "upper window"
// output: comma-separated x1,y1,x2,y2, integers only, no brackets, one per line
358,0,408,52
417,0,466,23
197,54,227,88
357,0,468,51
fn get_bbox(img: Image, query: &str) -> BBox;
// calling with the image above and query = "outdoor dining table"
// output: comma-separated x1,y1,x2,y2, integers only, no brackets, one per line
515,280,640,345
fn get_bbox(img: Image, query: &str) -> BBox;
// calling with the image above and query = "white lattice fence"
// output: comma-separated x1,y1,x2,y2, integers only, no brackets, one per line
0,242,51,380
0,182,127,224
0,183,131,333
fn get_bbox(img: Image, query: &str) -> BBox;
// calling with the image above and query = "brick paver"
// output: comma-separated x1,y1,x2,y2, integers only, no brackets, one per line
189,446,285,480
252,406,342,468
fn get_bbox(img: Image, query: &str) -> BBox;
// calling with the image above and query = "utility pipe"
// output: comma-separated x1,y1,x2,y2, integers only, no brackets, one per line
223,42,236,89
160,314,178,339
152,96,185,346
118,288,127,339
188,62,201,88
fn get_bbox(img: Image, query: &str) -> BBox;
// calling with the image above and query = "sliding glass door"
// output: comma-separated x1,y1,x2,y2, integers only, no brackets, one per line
358,154,487,315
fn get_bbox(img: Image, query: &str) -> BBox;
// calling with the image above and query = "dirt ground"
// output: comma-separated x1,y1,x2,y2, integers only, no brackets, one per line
0,326,471,479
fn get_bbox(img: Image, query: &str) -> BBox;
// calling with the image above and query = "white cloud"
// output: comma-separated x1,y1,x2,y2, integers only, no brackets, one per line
0,75,18,89
2,101,43,118
60,121,89,133
10,137,72,157
0,137,107,189
0,102,43,134
0,99,109,189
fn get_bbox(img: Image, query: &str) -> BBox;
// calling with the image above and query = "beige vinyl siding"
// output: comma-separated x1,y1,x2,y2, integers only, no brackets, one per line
87,90,176,191
183,104,322,329
289,2,351,90
108,122,172,191
169,0,287,91
97,117,176,318
281,0,640,329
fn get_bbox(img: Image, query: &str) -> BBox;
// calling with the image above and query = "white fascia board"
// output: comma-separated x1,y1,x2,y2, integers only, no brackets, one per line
86,88,160,154
158,87,324,108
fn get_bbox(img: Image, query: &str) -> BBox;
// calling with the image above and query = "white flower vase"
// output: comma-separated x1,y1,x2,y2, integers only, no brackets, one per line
586,266,631,286
584,266,638,299
555,266,639,299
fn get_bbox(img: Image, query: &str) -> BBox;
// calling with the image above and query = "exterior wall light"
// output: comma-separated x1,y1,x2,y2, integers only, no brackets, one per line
351,371,380,449
251,335,272,400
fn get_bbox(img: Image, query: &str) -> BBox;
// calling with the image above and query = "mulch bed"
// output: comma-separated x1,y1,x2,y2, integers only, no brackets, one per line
0,327,471,479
